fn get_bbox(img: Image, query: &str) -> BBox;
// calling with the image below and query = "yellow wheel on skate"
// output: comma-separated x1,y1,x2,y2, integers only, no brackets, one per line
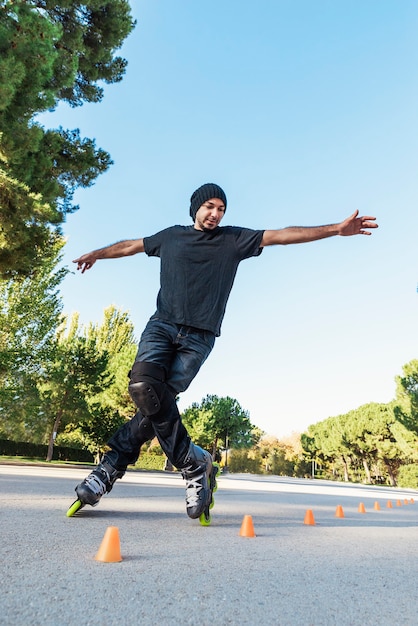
66,499,83,517
209,462,219,509
199,511,212,526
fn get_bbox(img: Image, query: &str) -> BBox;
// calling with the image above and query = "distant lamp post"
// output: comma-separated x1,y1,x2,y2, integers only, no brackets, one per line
224,431,229,474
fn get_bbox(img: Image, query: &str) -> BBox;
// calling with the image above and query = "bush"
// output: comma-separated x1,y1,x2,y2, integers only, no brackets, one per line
396,464,418,489
134,448,166,471
228,449,261,473
0,439,94,463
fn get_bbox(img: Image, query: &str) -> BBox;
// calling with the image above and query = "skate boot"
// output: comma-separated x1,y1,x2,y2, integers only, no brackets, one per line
66,458,124,517
181,443,219,525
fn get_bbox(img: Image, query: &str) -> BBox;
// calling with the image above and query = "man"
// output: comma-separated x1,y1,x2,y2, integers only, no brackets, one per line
71,183,378,520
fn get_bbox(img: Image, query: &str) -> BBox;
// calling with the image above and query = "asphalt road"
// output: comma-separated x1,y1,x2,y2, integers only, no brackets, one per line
1,464,418,626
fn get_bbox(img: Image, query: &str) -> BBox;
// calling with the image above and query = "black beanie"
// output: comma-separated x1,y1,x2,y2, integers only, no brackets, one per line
189,183,227,221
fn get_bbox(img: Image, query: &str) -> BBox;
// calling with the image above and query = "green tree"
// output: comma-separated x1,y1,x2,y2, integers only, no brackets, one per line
256,435,296,475
303,401,418,486
394,359,418,433
228,448,261,473
86,305,137,418
0,236,67,440
77,404,126,462
303,416,352,481
0,144,62,278
0,0,135,277
41,314,112,461
182,394,257,458
340,403,417,486
55,306,137,457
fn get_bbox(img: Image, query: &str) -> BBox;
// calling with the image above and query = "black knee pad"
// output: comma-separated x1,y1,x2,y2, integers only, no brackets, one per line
128,361,166,416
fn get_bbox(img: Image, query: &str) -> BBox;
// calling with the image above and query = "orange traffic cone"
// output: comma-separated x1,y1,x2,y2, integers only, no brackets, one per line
95,526,122,562
396,500,402,507
410,498,415,504
335,505,345,518
358,502,366,513
304,509,315,525
374,501,381,511
404,499,409,505
239,515,256,537
386,500,393,509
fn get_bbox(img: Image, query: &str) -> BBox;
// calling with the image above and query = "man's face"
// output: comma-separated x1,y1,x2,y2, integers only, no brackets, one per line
194,198,226,231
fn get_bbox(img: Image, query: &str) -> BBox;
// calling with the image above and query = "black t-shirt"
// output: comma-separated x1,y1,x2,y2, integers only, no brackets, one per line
144,225,264,336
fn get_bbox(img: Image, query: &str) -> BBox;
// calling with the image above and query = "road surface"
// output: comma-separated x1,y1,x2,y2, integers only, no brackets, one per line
1,464,417,625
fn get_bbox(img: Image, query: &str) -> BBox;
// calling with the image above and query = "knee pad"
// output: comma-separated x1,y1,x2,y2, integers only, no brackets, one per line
128,361,166,416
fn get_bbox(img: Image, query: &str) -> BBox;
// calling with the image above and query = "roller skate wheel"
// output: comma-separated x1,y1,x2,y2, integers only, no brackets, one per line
199,510,211,526
66,499,83,517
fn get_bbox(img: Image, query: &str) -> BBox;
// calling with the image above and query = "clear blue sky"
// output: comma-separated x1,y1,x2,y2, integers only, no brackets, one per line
40,0,418,438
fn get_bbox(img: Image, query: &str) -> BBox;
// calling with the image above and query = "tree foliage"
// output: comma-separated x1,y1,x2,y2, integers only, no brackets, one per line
0,287,137,459
0,0,135,277
302,396,418,486
44,306,137,460
0,236,67,440
394,359,418,433
84,305,137,418
42,313,113,460
182,394,258,457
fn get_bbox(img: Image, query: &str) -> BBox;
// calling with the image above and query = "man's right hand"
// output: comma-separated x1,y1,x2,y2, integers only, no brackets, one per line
73,254,97,273
73,238,145,274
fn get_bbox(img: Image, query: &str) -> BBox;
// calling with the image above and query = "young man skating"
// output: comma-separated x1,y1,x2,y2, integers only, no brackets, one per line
71,183,378,520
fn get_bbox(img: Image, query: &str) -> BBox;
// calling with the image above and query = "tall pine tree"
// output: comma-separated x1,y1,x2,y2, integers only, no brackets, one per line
0,1,135,277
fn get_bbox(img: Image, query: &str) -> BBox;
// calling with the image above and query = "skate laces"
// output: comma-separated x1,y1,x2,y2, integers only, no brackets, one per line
184,472,206,508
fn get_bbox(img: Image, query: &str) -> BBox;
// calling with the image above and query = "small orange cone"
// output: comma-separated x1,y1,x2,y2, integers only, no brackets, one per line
335,505,345,518
386,500,393,509
303,509,315,525
404,499,409,505
410,498,415,504
373,501,381,511
239,515,256,537
396,500,402,507
95,526,122,562
358,502,366,513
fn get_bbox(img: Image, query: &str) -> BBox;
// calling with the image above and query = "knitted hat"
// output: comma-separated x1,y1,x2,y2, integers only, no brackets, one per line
189,183,227,221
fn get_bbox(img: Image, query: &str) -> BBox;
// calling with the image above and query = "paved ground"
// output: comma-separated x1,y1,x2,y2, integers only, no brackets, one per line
1,464,418,625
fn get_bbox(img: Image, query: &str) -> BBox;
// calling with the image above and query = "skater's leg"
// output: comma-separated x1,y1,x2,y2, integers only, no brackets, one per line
74,412,154,507
128,360,191,466
129,318,216,466
107,411,155,469
128,318,217,518
128,360,214,518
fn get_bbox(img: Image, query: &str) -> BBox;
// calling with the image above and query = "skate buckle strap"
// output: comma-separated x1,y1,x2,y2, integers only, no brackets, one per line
84,472,107,497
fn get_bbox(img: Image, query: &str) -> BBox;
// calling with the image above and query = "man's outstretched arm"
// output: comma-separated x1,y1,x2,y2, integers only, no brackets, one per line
261,210,378,247
73,238,145,273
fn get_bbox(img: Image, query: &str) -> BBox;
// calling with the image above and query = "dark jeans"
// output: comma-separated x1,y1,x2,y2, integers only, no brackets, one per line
107,317,215,470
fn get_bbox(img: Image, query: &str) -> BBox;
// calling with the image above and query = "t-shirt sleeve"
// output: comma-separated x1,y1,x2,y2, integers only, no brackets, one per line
232,227,264,260
143,227,172,257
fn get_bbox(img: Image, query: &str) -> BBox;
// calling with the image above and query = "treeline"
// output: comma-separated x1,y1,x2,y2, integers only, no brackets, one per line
300,362,418,488
224,360,418,489
226,433,310,478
